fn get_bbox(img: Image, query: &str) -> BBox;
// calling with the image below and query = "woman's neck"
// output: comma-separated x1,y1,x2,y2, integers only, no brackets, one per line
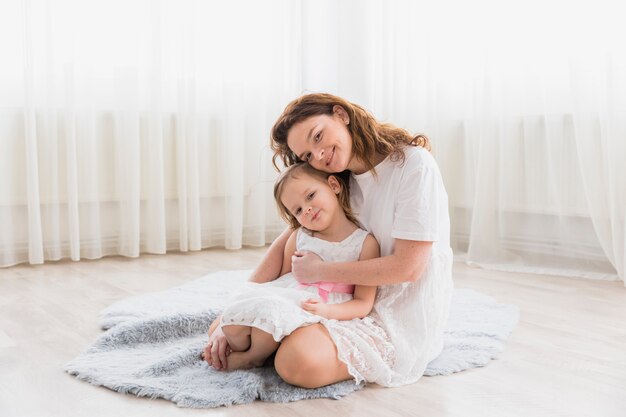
348,152,386,175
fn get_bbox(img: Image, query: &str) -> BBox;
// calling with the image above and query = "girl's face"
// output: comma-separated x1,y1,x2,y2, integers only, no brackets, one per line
286,107,357,174
280,174,342,232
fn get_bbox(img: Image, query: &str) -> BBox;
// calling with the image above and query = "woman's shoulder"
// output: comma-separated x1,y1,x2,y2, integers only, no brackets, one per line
386,145,437,175
402,145,436,166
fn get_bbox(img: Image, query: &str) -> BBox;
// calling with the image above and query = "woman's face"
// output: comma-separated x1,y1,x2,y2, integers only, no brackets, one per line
286,107,354,174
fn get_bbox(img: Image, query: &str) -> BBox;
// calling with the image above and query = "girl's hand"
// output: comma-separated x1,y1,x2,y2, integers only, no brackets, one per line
301,298,330,318
291,251,324,283
202,326,231,371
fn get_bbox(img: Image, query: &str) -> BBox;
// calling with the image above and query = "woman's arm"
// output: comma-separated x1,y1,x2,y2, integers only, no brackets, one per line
293,238,433,286
249,227,293,283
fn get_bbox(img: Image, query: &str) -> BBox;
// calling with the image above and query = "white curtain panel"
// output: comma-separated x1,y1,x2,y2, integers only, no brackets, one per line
1,0,624,285
297,0,625,283
0,0,301,266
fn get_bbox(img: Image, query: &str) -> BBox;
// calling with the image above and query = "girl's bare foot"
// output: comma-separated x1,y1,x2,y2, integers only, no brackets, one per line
225,352,265,371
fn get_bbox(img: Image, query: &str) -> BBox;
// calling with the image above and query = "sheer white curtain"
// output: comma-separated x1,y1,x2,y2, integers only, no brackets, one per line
0,0,300,266
298,0,625,283
1,0,624,285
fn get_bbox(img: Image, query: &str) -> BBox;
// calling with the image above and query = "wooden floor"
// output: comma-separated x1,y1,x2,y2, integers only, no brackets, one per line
1,247,625,417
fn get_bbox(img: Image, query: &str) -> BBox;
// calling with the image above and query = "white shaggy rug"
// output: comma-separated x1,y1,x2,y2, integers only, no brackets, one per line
65,270,519,408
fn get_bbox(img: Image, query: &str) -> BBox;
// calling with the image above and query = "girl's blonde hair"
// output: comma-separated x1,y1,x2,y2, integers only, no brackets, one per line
273,163,359,230
270,93,431,172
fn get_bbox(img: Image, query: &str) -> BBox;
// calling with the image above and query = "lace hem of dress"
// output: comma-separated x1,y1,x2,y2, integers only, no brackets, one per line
221,310,320,342
321,316,396,386
326,329,365,385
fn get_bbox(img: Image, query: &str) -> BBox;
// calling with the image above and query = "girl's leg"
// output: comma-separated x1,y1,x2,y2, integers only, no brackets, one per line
221,324,252,352
274,324,352,388
226,327,280,370
207,315,221,336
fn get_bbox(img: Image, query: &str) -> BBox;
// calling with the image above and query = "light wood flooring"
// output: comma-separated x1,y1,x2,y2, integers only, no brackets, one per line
1,247,625,417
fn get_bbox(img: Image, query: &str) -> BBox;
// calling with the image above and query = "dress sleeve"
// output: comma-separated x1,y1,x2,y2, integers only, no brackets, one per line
391,153,445,242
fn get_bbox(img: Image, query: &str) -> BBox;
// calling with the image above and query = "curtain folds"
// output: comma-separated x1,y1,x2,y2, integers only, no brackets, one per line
1,0,624,285
0,0,299,266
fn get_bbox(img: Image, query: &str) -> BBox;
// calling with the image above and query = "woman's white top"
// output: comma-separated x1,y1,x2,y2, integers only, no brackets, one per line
323,145,454,387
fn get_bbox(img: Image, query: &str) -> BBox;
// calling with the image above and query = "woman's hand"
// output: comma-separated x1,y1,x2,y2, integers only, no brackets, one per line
202,326,231,371
291,251,324,283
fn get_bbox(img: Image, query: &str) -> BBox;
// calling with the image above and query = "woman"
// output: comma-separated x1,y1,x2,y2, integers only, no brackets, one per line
206,93,453,388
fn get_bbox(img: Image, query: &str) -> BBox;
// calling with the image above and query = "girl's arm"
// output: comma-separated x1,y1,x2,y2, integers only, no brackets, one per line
249,227,293,283
301,234,379,320
301,285,376,320
293,238,433,286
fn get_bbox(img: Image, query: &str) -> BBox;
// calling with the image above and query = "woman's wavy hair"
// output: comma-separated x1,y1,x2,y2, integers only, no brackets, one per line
273,163,359,230
270,93,431,173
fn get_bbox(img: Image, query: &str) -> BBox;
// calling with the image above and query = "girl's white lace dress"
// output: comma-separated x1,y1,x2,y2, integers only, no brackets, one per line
220,227,374,342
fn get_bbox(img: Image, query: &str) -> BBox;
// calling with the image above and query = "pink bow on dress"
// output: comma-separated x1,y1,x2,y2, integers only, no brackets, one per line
298,281,355,303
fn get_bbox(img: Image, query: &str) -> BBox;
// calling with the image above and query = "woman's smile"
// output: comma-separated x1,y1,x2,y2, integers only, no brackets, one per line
325,146,335,168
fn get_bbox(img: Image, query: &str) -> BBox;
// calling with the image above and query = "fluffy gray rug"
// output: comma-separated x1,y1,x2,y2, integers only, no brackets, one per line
65,270,519,408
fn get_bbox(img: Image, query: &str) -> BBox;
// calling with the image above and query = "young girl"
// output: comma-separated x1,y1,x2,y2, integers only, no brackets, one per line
202,162,379,371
